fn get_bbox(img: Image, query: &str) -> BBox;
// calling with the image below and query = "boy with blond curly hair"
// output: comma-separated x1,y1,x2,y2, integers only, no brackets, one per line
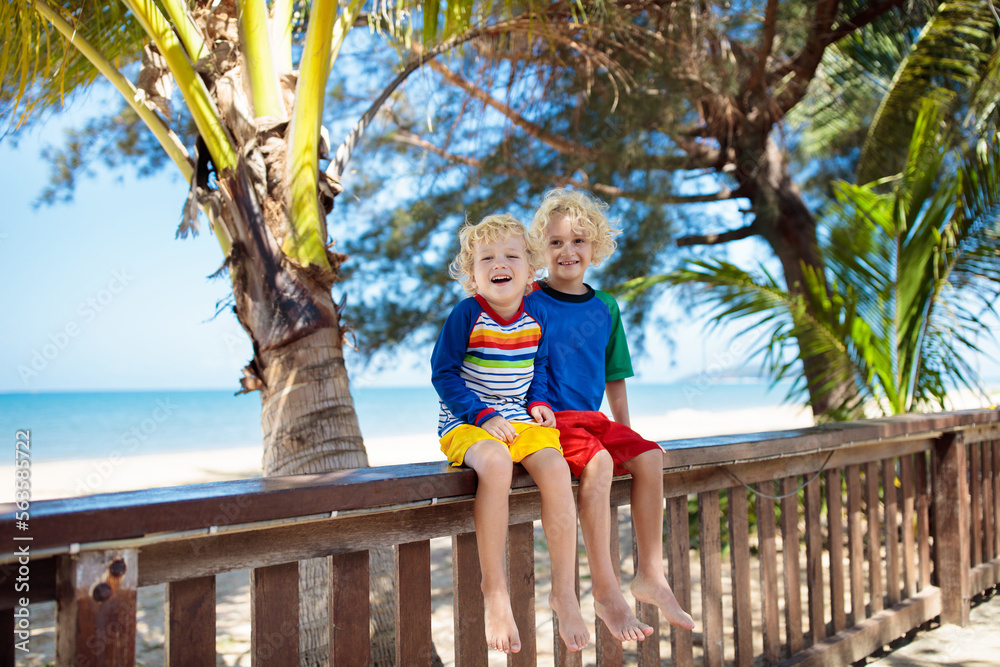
526,189,695,642
431,213,590,654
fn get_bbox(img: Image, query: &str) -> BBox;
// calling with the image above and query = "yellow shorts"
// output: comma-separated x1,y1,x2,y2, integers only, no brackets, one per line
440,422,562,467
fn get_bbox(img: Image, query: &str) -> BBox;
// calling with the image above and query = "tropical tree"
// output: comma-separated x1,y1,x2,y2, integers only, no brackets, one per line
338,0,943,419
621,102,1000,418
639,0,1000,419
0,0,546,663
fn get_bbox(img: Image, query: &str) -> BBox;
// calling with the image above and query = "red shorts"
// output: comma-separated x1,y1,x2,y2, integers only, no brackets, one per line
554,410,661,477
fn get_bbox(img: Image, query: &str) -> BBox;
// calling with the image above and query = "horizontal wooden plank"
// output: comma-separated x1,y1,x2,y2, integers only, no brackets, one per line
4,412,999,614
4,446,990,610
655,437,937,501
970,558,1000,594
961,423,1000,444
659,410,997,469
136,492,543,586
779,587,941,667
0,462,479,555
3,411,995,557
2,492,542,608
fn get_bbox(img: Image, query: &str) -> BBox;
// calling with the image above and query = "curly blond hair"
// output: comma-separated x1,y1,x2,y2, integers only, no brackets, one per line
449,213,543,295
529,188,621,266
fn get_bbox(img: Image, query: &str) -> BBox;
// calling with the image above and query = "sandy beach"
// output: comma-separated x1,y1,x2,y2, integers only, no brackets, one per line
7,394,997,666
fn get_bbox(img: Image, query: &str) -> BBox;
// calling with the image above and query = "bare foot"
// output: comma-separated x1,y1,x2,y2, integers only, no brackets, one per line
548,591,591,651
594,592,654,642
484,590,521,653
631,572,695,630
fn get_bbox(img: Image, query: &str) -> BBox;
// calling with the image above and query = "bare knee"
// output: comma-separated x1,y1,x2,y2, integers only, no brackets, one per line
467,440,514,486
582,450,613,480
522,448,571,487
623,448,662,480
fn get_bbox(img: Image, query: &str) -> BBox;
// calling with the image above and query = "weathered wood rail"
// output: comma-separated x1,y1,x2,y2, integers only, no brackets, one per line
2,408,999,665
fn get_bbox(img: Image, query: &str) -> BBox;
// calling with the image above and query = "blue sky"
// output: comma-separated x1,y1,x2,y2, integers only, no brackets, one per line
2,85,997,395
0,109,251,393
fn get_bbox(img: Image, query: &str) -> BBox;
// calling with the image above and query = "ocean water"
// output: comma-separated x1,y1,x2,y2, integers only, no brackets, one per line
0,380,794,463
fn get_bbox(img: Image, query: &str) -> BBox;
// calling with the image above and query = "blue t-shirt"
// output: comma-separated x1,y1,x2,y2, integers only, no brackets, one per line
524,282,633,412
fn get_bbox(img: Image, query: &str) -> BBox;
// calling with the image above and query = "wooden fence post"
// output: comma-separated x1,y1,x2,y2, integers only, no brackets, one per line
453,531,487,666
509,521,538,667
595,508,622,667
667,494,695,667
932,431,971,626
252,561,299,666
699,490,724,667
395,541,432,665
330,551,369,665
55,549,137,666
165,575,216,666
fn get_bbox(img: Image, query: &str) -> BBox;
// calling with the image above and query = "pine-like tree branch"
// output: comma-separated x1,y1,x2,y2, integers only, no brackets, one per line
626,140,721,171
676,222,759,247
826,0,911,47
427,59,602,160
746,0,779,94
391,130,739,206
328,24,511,179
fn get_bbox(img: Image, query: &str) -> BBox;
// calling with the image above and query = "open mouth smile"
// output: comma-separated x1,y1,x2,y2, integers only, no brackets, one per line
491,275,512,284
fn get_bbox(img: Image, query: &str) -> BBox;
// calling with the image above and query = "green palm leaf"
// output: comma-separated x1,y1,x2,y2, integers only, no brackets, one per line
857,0,997,183
632,260,875,419
2,1,146,127
633,103,1000,419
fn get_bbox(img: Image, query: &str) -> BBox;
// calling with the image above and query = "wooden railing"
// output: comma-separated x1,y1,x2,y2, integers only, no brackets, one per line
2,408,999,665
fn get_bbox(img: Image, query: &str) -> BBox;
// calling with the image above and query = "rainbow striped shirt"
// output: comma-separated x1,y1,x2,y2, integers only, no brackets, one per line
431,295,552,437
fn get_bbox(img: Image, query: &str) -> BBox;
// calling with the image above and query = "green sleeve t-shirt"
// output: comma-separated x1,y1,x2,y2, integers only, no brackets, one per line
525,281,633,412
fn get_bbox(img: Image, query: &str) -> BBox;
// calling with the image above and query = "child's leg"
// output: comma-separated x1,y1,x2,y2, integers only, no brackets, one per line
623,448,695,629
519,447,591,652
577,450,653,641
463,439,521,653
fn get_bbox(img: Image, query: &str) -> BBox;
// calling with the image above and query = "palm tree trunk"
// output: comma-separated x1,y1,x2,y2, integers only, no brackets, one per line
252,307,438,666
218,160,405,665
742,137,857,420
259,326,367,476
255,324,366,665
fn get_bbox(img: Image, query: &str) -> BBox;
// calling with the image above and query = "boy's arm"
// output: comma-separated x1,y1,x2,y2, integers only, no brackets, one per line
524,310,554,417
431,303,500,427
600,292,634,426
605,378,631,428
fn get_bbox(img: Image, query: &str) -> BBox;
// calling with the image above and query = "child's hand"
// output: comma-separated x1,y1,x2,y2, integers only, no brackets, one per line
482,415,516,444
531,405,556,428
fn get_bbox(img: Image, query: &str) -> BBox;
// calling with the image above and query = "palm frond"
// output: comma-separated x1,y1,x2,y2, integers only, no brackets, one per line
786,30,905,160
653,260,878,417
2,0,146,129
857,0,997,183
827,102,1000,413
965,38,1000,136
